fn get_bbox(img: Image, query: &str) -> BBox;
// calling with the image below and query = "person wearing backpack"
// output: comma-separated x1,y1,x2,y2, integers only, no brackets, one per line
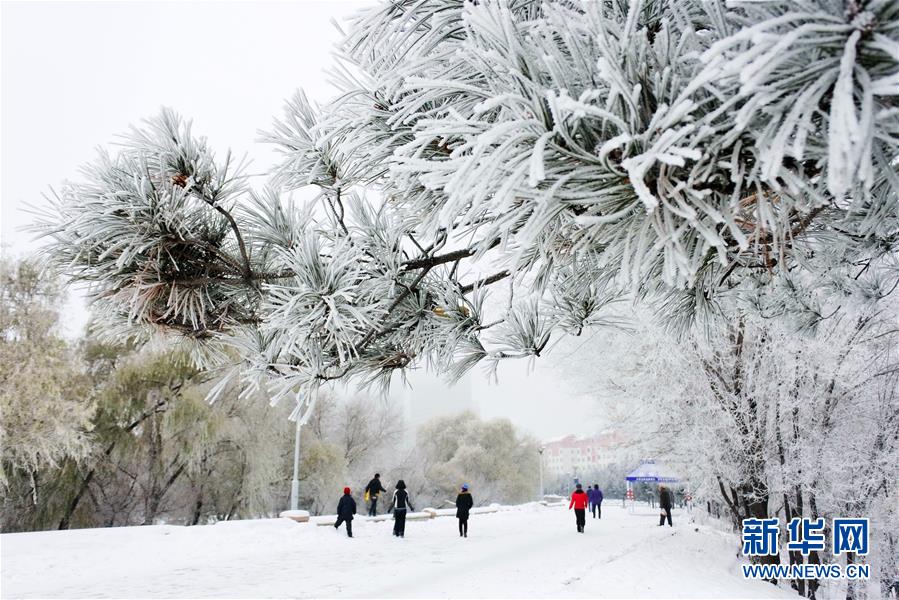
455,484,474,538
389,480,414,537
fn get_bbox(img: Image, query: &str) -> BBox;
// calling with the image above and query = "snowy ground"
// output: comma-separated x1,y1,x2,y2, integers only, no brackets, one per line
2,504,797,599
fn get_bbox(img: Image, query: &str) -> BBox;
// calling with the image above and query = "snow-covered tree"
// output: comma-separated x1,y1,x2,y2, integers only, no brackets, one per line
298,439,347,516
553,304,899,597
407,411,540,507
76,348,295,528
33,0,899,398
0,258,94,499
305,392,404,476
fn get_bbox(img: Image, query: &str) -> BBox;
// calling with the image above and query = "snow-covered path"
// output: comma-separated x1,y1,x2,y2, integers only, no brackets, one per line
2,504,794,598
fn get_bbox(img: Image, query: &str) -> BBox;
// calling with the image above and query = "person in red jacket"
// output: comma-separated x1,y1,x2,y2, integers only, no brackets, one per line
569,483,589,533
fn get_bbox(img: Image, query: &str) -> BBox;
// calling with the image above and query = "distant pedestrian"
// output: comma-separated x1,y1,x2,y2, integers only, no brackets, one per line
456,484,474,538
569,483,589,533
389,480,415,537
364,473,388,516
658,485,673,527
334,487,356,538
589,484,603,519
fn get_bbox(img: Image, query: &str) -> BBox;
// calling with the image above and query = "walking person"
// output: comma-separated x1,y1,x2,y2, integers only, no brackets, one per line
334,487,356,538
364,473,387,517
569,483,589,533
658,484,673,527
455,484,473,538
593,484,603,519
587,484,597,518
389,480,414,537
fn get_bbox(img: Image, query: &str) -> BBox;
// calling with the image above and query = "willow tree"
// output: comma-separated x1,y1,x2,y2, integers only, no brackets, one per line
0,258,94,525
35,0,899,405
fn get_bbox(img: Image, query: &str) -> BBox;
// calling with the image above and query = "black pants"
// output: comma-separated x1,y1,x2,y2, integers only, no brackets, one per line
458,517,468,537
334,517,353,537
575,508,586,532
659,507,672,526
369,498,378,517
591,503,602,518
393,509,406,536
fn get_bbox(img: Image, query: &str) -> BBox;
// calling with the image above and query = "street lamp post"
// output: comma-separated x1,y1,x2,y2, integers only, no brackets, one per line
290,418,302,511
538,446,545,500
288,391,317,513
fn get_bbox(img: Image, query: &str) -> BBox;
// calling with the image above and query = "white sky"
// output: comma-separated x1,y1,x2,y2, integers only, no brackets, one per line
1,0,605,440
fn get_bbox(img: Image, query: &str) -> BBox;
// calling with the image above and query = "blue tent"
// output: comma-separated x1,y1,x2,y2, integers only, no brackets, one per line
625,460,680,483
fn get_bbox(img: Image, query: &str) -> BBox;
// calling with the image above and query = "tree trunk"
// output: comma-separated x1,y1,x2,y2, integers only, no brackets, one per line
804,492,821,599
191,494,204,526
143,412,164,525
844,553,856,600
59,462,99,530
59,392,168,530
743,486,780,584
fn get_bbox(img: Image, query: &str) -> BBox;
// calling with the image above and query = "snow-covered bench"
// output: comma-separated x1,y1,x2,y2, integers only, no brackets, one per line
311,511,436,526
279,510,310,523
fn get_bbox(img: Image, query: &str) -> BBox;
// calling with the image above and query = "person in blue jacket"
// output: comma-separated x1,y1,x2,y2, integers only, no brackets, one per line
590,484,604,519
334,487,357,537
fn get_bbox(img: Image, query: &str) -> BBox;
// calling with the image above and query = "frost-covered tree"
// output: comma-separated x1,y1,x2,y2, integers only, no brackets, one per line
298,439,347,516
407,411,540,508
34,0,899,398
60,343,299,529
305,392,404,484
554,306,899,597
2,315,296,532
0,258,94,503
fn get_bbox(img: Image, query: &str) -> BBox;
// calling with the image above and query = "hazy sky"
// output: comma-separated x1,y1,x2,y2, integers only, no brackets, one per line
1,0,606,440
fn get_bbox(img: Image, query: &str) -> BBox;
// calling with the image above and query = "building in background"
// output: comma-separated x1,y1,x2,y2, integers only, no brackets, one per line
541,433,620,479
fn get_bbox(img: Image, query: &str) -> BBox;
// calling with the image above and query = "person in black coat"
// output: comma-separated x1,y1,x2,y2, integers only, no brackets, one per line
364,473,388,516
388,480,414,537
592,484,604,519
334,487,356,537
658,485,673,527
455,484,474,538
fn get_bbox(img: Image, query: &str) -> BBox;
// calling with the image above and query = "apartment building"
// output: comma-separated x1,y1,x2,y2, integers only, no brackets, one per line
541,433,619,477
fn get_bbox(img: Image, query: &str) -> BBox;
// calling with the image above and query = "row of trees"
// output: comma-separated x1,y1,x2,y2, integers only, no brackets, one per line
1,258,297,531
553,304,899,598
542,464,630,501
1,258,541,529
300,406,540,514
